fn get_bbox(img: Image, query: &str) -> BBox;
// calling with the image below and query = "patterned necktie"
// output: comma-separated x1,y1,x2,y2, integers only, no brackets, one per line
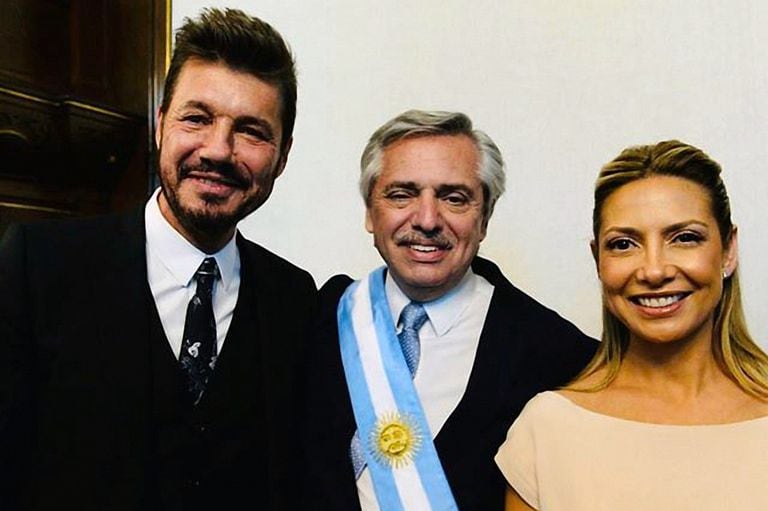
397,302,428,377
350,301,428,478
179,257,219,405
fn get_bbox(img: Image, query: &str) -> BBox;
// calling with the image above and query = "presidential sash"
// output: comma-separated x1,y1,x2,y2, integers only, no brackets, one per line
337,267,458,510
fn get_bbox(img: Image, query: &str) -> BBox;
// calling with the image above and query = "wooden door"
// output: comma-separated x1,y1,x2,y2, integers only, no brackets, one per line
0,0,170,232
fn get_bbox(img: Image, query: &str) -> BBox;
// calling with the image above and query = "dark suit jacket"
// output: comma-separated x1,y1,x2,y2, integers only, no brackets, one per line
303,257,597,510
0,209,316,510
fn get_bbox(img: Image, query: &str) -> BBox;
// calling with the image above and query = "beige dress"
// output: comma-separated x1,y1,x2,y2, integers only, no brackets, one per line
495,391,768,511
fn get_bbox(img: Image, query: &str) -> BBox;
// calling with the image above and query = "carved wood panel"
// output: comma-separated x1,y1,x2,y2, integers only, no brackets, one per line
0,0,169,230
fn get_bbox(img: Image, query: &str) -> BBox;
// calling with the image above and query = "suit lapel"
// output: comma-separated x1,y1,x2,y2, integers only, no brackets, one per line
236,237,307,495
197,237,263,416
239,237,283,415
435,259,523,448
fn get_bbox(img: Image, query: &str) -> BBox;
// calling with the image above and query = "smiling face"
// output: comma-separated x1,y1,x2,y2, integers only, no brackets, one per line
365,134,487,302
155,58,290,252
594,175,738,348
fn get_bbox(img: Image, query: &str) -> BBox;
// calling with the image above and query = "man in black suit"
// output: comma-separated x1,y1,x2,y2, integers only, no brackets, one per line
304,110,597,510
0,9,314,510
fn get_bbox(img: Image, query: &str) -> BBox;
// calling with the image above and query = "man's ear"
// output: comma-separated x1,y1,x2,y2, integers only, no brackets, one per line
365,208,374,234
274,136,293,179
479,215,489,242
155,108,164,149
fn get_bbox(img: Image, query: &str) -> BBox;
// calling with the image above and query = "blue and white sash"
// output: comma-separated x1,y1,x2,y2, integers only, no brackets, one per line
337,267,458,511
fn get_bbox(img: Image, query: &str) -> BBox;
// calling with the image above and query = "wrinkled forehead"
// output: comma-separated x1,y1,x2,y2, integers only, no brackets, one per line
378,134,482,186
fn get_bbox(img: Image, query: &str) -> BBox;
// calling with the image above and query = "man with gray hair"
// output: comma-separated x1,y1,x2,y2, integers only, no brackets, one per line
303,109,596,510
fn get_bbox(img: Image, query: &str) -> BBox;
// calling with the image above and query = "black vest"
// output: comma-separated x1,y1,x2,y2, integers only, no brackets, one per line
146,284,266,511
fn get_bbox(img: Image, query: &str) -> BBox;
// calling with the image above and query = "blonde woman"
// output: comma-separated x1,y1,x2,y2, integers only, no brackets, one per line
496,141,768,510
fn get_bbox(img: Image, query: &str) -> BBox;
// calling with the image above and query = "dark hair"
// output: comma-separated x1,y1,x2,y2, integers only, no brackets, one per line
160,8,297,152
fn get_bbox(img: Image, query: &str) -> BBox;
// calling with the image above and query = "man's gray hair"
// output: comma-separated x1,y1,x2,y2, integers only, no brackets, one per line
359,110,506,222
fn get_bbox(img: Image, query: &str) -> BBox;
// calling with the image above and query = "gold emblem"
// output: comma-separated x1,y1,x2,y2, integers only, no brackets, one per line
369,412,422,468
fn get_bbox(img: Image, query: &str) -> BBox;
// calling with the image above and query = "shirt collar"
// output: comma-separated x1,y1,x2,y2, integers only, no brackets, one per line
144,188,240,290
385,267,479,336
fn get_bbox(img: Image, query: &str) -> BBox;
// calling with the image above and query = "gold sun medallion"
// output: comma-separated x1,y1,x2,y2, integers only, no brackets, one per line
369,412,422,468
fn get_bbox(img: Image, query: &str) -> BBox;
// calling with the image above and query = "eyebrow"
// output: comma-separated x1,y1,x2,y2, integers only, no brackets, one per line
178,100,212,115
382,181,419,193
381,182,476,195
234,116,276,140
435,184,476,197
602,220,710,237
178,101,276,139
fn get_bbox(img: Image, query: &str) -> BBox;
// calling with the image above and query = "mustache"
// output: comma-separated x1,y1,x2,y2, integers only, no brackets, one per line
179,161,249,189
395,232,452,249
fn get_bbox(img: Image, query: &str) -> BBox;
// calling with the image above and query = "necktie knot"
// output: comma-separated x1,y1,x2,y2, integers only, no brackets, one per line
398,301,427,378
195,257,219,296
400,302,428,334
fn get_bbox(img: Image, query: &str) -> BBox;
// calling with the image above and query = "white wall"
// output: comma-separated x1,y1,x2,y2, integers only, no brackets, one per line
173,1,768,347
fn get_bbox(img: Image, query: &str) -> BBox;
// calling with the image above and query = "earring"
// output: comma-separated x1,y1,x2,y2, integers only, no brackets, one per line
723,270,729,279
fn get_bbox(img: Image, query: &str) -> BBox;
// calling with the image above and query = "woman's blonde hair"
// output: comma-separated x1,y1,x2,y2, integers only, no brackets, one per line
573,140,768,398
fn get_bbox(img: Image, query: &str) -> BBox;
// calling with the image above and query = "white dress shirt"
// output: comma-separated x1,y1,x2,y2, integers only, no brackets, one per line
357,267,494,510
144,188,241,358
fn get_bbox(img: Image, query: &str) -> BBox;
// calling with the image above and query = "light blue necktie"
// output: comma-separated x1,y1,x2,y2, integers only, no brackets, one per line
350,302,428,478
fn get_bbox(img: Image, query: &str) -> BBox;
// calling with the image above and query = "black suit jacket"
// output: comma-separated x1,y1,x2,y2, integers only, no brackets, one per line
303,257,597,510
0,209,316,510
